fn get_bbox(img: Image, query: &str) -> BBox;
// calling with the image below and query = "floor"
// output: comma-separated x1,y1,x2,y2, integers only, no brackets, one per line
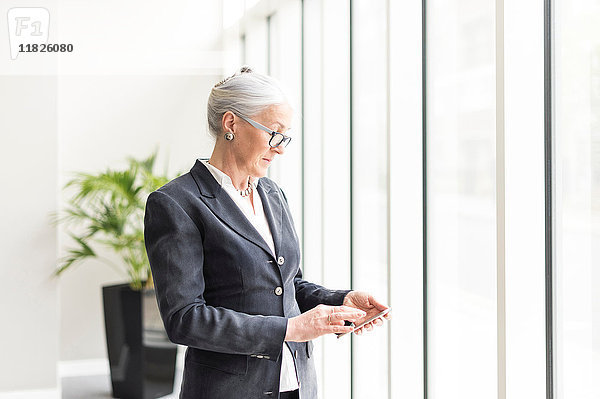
61,369,183,399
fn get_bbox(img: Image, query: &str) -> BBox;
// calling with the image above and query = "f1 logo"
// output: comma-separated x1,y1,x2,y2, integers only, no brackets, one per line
7,8,50,60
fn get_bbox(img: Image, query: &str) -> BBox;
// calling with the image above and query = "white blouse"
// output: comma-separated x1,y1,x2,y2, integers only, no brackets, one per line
202,160,299,392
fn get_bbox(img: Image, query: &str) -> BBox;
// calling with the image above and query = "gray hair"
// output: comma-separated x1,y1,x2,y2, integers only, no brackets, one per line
207,66,288,139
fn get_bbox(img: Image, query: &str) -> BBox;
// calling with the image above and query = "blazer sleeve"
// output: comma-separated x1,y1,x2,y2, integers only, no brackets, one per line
293,269,351,313
144,190,287,361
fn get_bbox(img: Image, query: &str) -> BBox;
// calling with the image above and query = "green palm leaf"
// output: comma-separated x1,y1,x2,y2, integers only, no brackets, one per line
55,151,172,289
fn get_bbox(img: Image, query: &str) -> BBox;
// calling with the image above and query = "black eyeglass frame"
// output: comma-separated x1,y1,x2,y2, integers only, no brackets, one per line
236,114,292,148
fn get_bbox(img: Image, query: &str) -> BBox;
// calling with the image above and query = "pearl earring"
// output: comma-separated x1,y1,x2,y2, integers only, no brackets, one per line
224,132,234,141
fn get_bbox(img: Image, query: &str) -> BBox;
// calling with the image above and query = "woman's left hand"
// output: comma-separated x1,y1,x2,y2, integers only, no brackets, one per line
342,291,392,335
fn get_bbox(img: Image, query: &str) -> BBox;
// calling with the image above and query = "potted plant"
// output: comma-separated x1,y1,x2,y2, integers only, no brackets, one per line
54,152,177,399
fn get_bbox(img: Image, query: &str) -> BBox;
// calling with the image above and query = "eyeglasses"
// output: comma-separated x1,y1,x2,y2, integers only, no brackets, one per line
237,114,292,148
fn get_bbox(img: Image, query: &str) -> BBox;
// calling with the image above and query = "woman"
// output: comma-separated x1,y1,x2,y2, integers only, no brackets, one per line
144,67,391,399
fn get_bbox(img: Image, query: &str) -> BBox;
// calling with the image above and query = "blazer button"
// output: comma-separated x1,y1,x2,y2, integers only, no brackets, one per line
275,286,283,296
277,256,285,265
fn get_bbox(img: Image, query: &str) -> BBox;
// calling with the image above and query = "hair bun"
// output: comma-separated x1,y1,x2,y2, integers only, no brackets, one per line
214,66,254,88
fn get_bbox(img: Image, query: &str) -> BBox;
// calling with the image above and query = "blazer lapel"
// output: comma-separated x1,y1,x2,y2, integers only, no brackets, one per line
256,179,283,258
189,160,275,258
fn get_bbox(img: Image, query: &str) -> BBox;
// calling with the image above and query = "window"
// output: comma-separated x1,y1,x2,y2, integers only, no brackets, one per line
426,0,497,397
554,0,600,397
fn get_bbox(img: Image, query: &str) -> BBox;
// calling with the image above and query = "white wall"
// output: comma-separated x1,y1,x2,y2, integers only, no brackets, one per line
0,75,60,393
1,0,60,394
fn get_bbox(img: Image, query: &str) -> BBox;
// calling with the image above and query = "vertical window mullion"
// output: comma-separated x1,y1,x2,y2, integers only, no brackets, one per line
544,0,554,397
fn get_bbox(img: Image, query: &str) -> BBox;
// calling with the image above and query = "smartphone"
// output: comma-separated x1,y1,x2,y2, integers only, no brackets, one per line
336,308,391,339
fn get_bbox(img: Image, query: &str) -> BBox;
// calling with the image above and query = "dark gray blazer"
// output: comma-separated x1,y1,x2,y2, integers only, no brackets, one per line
144,160,349,399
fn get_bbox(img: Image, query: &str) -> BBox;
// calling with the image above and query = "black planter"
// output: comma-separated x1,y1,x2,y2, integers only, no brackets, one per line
102,283,177,399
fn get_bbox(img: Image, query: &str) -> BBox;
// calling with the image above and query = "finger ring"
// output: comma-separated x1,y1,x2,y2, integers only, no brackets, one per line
328,314,332,324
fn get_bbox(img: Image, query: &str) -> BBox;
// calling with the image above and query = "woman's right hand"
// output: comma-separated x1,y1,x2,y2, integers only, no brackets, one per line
285,305,366,342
